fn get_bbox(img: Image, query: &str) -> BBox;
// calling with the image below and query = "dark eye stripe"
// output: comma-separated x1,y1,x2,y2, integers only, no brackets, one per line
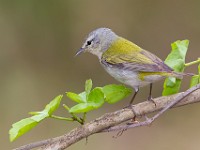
87,40,92,45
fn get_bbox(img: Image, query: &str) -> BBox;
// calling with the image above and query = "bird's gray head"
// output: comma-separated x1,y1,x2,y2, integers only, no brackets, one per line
76,28,118,59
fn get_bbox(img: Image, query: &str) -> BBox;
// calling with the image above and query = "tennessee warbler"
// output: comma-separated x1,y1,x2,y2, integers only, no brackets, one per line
76,28,183,104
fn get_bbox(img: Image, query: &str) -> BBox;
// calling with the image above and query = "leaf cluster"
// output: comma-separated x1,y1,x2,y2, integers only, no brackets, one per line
163,40,200,95
9,80,131,141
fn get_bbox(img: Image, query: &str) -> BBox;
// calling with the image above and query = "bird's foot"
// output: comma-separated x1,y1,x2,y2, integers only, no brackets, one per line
123,104,139,123
113,129,127,138
147,96,156,107
126,119,140,125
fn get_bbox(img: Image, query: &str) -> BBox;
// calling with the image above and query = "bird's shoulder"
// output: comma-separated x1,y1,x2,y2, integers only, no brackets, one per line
102,37,153,64
103,37,141,56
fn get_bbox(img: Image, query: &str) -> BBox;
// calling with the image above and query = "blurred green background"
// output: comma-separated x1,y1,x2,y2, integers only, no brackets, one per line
1,0,200,149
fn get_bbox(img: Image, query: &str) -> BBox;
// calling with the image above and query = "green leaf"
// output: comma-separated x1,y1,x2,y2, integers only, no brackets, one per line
198,63,200,75
163,78,182,95
165,77,176,87
66,92,84,103
189,64,200,87
190,75,200,87
9,95,63,142
69,88,104,113
44,95,63,115
102,84,132,104
78,92,87,102
87,87,104,107
69,103,95,113
30,111,49,122
162,40,189,96
85,79,92,96
9,118,38,142
29,95,63,121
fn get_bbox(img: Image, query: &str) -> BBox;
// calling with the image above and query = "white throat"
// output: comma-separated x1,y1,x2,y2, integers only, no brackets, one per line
89,49,103,59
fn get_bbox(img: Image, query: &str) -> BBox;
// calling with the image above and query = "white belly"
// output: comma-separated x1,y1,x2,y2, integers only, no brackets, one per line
102,64,164,91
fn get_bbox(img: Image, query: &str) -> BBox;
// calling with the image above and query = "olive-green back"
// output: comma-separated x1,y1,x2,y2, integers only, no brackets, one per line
102,37,173,73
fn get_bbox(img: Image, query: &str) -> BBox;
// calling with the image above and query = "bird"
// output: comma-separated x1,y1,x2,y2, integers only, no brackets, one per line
76,28,183,105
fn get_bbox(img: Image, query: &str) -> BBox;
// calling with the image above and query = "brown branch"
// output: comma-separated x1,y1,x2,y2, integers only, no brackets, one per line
14,84,200,150
102,83,200,133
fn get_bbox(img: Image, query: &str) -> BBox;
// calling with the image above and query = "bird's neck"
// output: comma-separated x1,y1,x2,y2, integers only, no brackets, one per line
90,50,103,60
90,34,119,59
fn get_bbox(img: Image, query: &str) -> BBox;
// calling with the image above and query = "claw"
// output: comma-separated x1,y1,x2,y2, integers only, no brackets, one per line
126,119,139,125
123,104,139,125
113,129,127,138
147,96,156,107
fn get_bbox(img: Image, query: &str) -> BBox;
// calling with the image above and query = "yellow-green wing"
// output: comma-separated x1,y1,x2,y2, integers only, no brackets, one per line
102,37,173,72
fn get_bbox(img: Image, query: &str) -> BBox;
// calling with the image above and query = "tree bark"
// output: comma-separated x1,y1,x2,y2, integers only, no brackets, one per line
14,84,200,150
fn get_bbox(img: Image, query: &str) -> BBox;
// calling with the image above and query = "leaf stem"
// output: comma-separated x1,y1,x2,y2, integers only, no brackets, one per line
81,112,87,124
71,115,84,125
63,104,70,111
50,115,74,121
185,58,200,67
63,104,83,124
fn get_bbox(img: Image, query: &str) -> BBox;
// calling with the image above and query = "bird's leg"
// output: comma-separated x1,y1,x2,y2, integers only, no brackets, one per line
123,88,139,109
147,83,156,107
148,83,153,101
129,88,139,105
124,88,139,123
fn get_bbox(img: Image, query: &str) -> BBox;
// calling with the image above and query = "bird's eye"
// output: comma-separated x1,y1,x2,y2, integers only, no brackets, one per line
87,40,92,46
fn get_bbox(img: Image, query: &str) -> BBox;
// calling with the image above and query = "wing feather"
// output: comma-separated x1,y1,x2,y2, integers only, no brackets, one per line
102,38,173,73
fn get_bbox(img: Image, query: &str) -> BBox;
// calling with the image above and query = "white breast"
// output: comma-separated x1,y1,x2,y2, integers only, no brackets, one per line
101,62,164,91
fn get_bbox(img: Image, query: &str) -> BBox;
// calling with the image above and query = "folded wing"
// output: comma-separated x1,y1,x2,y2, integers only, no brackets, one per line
101,38,173,73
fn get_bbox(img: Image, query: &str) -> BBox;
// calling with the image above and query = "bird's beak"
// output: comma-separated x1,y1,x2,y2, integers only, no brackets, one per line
75,48,84,56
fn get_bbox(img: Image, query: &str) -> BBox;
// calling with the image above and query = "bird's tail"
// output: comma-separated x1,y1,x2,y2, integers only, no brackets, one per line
170,71,194,79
